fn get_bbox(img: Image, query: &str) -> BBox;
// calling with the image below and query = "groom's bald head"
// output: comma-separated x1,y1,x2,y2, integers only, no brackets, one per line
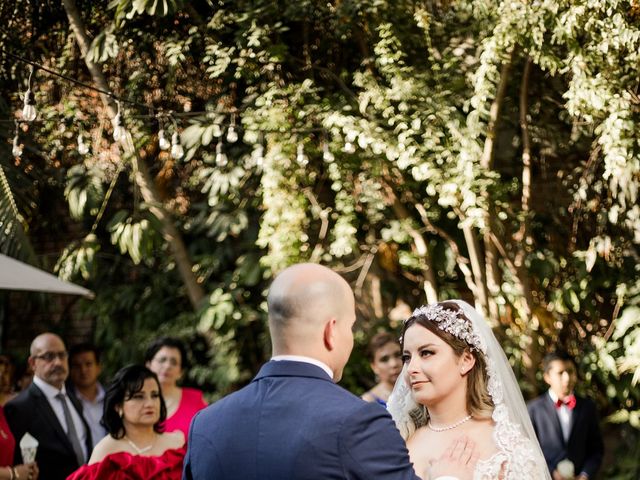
267,263,354,359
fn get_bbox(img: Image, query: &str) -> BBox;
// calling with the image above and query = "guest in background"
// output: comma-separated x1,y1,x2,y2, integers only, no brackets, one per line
144,338,206,438
4,333,87,480
13,361,33,394
67,365,184,480
0,354,16,406
68,344,107,447
361,332,402,407
0,356,39,480
528,351,604,480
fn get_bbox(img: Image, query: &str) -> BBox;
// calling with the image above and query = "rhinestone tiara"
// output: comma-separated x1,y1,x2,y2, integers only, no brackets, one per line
407,304,485,353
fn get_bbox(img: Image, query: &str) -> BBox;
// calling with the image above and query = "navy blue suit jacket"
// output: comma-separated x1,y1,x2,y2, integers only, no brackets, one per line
527,393,603,478
183,360,420,480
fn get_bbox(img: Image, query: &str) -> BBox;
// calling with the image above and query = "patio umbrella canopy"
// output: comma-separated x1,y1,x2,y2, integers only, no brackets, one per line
0,253,94,298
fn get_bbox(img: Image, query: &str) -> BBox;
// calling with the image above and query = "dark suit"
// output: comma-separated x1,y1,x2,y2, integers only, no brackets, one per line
4,382,92,480
528,392,603,478
184,360,420,480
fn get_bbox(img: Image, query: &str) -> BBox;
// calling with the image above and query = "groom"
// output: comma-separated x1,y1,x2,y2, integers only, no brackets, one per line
184,263,476,479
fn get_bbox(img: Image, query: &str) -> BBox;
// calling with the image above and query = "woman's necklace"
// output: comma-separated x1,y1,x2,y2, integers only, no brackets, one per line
125,434,156,455
428,414,472,432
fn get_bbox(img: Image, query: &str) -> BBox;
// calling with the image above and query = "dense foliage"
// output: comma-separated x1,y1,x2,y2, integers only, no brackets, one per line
1,1,639,475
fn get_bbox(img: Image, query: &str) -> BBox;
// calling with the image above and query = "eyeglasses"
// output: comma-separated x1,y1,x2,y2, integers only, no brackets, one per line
153,356,180,367
33,351,68,362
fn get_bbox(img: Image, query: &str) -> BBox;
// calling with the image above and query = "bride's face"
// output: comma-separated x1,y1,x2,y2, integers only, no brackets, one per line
402,324,471,406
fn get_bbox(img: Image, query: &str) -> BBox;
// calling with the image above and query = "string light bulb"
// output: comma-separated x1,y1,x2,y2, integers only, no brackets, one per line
171,132,184,159
158,128,170,150
112,101,126,142
215,141,228,167
296,142,309,166
77,133,90,155
21,66,37,122
12,132,22,157
226,114,238,143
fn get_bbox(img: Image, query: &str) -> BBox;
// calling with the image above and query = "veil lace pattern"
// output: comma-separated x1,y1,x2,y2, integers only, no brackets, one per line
387,300,551,480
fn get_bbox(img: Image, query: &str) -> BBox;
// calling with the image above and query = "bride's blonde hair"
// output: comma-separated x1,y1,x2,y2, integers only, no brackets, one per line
400,301,494,434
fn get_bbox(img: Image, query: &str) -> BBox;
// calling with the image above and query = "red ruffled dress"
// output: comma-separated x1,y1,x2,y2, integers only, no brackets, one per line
162,387,207,439
66,447,185,480
0,407,16,467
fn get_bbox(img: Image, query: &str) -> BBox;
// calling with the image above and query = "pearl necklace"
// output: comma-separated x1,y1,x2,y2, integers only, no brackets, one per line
428,415,472,432
125,435,156,455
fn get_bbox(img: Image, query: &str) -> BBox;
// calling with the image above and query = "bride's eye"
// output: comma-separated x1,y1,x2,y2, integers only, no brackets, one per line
401,354,411,364
419,349,434,357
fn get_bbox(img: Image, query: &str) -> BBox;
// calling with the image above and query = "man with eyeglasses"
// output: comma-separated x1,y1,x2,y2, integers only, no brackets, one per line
4,333,92,480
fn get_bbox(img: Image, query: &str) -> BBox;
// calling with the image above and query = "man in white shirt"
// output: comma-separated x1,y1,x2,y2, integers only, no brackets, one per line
5,333,92,480
68,343,107,447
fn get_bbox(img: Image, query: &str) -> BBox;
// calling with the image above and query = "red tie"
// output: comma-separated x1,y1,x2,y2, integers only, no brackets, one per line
555,394,576,410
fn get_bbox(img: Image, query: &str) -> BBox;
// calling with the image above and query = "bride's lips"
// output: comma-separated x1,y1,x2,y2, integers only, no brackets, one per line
410,380,429,388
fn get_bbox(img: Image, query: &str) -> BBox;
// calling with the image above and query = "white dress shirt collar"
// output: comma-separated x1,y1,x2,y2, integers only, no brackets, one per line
33,374,66,397
271,355,334,380
548,390,573,442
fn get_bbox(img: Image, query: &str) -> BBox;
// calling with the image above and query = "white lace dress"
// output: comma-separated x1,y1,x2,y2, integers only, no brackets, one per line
473,404,548,479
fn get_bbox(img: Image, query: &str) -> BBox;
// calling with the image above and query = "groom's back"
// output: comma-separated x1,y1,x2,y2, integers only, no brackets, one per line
183,361,417,480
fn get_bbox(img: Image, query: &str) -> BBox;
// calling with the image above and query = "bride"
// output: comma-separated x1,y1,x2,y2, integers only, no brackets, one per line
388,300,551,480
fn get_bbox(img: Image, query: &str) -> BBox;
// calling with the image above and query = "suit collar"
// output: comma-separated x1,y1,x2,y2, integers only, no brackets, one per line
33,375,67,400
254,360,335,383
28,382,78,452
270,355,333,379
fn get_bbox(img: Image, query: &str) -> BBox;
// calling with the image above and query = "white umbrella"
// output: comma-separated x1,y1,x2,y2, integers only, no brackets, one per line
0,253,94,298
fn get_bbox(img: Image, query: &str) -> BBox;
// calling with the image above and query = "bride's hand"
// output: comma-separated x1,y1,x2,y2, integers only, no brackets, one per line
429,436,477,480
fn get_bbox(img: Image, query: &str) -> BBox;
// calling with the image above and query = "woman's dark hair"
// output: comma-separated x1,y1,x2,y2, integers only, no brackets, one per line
102,365,167,439
367,332,397,361
144,337,188,369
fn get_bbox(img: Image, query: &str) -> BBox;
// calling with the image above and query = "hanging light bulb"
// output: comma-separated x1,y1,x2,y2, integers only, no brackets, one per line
77,133,90,155
215,141,228,167
226,114,239,143
171,132,184,159
296,142,309,166
112,102,126,142
22,90,37,122
322,141,334,162
21,66,37,122
12,133,22,157
158,128,170,150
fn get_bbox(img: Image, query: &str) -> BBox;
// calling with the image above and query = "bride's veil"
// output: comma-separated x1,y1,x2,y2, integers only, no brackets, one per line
388,300,552,480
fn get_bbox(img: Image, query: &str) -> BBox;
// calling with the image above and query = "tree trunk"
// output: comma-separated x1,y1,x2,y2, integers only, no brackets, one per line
479,51,515,322
462,223,490,318
61,0,206,310
517,58,539,386
388,194,439,304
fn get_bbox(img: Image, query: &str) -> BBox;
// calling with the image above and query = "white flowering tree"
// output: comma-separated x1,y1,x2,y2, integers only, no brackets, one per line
1,1,639,468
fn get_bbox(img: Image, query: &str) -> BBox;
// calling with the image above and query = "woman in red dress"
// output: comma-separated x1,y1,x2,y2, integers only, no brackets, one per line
67,365,184,480
144,338,207,438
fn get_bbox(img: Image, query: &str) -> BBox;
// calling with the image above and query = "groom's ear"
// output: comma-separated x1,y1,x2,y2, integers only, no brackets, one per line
323,318,337,351
459,350,476,375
